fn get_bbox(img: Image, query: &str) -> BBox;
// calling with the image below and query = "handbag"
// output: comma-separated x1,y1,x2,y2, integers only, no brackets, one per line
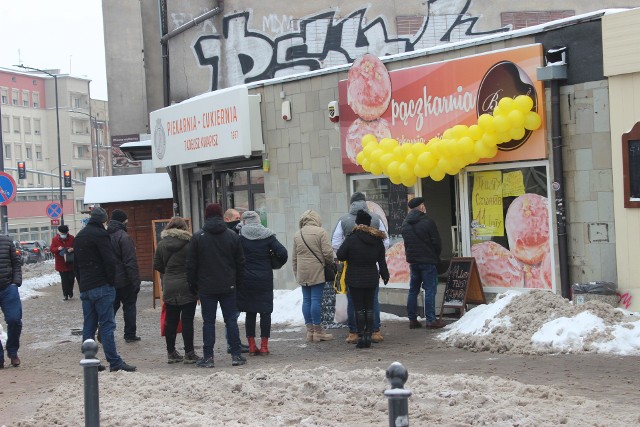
300,232,337,282
333,261,347,294
160,302,183,337
64,252,74,264
269,249,286,269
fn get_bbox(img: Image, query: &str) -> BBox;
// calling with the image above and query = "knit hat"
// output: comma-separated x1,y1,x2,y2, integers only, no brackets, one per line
204,203,223,219
241,210,261,224
90,207,108,223
111,209,128,223
355,209,372,226
408,197,424,209
350,192,366,203
58,225,69,233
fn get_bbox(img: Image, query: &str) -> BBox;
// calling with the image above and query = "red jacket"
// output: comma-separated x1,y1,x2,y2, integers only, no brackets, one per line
51,233,75,272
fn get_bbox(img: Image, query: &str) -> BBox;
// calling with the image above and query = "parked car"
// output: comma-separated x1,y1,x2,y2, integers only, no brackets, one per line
21,240,46,263
36,240,53,260
12,240,29,265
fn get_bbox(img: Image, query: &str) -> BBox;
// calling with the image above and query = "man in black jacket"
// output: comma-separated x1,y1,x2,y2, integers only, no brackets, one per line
400,197,445,329
187,203,247,368
74,207,136,372
107,209,141,343
0,235,23,368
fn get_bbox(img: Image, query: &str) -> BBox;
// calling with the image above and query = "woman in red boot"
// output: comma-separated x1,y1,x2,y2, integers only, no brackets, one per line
237,211,288,355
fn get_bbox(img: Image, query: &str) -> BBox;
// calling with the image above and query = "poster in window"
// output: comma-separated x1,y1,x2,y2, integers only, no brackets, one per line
471,171,504,237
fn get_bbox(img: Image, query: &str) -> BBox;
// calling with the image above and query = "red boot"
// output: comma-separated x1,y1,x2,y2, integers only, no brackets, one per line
247,337,260,355
259,337,270,355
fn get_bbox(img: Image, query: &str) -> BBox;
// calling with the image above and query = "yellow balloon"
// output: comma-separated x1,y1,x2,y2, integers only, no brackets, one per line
405,153,417,168
468,125,483,140
417,151,438,170
412,142,426,156
402,176,417,187
438,140,453,157
401,143,413,157
459,136,475,154
356,151,365,165
393,146,404,158
430,168,445,182
361,158,372,171
509,126,526,141
442,128,455,140
524,112,542,130
514,95,534,112
497,132,511,143
386,161,400,177
486,145,498,158
389,174,402,185
493,115,510,133
493,106,504,117
437,157,452,173
370,163,383,176
481,132,498,147
463,151,480,165
473,141,487,158
498,97,515,112
507,109,525,128
380,138,398,151
370,148,385,163
399,163,413,180
363,143,377,157
427,140,440,156
452,125,469,140
414,164,429,178
477,114,495,132
380,153,395,168
446,166,460,176
451,157,466,170
362,134,377,147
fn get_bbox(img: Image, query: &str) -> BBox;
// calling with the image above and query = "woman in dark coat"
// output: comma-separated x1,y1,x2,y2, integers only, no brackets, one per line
153,217,200,364
238,211,288,355
336,210,389,349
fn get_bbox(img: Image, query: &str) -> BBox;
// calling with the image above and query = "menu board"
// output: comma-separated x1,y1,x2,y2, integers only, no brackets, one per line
441,257,486,314
387,183,408,236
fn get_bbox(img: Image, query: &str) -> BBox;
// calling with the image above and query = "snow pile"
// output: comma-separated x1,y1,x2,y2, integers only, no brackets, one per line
438,290,640,355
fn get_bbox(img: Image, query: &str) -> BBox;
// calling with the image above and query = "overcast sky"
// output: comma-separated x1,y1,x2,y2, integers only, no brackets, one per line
0,0,108,100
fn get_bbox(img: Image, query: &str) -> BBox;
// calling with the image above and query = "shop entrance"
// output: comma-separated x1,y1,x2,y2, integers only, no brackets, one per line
214,168,266,225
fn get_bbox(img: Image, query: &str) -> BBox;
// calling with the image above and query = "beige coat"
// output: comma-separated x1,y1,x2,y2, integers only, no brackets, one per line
292,210,334,286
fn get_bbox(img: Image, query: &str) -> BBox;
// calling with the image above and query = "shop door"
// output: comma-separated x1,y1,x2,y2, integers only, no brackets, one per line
420,175,461,267
215,168,266,225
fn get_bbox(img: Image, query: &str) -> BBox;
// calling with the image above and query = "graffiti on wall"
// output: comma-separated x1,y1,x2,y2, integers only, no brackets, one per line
193,0,508,90
617,291,633,310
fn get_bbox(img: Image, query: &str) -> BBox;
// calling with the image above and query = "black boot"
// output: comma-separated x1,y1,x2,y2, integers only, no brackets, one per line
355,309,366,349
364,309,374,348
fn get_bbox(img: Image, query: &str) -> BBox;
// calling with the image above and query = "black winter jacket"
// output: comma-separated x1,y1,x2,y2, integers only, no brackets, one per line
400,210,442,265
107,220,141,290
73,218,117,292
336,225,389,288
237,234,287,313
0,235,22,292
186,217,245,296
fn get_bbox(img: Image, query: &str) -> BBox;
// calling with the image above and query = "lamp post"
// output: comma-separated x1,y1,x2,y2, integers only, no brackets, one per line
15,64,65,226
69,110,98,176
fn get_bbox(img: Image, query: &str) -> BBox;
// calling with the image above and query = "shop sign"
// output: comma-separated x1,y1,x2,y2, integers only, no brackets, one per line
339,44,547,173
150,86,251,167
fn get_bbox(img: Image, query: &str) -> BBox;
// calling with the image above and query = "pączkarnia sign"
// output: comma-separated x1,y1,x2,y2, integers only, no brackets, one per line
150,85,251,167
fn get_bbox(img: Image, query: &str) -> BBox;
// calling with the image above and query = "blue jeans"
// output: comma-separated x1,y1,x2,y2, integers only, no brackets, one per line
200,292,241,358
80,285,124,369
0,284,22,360
347,287,381,333
408,263,438,322
301,283,324,325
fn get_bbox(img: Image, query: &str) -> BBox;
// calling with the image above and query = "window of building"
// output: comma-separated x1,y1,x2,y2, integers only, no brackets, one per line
33,118,41,135
32,92,39,108
35,149,41,160
72,96,81,109
74,144,91,159
72,118,88,134
4,144,11,159
22,91,29,107
75,169,89,182
501,11,575,30
622,122,640,208
23,118,31,134
36,173,42,185
12,89,19,106
76,200,85,212
1,88,7,104
15,145,21,159
13,117,20,133
1,116,8,132
25,146,32,160
214,168,266,224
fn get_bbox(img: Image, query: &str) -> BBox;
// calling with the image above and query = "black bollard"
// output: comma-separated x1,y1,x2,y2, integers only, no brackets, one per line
81,339,101,427
384,362,412,427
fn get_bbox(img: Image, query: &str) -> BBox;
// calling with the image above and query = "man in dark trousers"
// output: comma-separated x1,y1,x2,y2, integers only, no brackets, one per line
187,203,247,368
74,207,136,372
0,235,23,368
401,197,445,329
107,209,141,343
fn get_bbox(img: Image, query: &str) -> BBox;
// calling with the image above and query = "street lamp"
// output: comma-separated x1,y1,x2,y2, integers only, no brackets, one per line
68,110,98,176
15,64,65,226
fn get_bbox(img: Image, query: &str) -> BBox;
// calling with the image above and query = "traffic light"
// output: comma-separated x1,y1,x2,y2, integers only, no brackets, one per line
63,170,72,187
17,161,26,179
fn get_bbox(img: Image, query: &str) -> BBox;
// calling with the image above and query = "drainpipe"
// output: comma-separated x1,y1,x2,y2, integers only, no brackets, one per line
537,48,570,299
158,1,223,216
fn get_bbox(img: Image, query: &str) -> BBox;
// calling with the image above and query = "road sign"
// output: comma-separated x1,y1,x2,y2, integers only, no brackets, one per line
50,219,60,226
0,172,17,206
46,202,63,219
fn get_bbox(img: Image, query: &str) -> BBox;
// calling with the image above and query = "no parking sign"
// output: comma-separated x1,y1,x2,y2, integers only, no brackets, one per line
0,172,17,206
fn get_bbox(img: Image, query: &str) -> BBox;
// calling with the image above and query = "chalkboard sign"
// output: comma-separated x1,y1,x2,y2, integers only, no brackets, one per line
151,218,191,308
387,183,408,235
440,257,486,316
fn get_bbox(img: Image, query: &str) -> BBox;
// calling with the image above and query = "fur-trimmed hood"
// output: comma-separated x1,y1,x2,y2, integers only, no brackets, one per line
352,224,387,246
161,228,192,241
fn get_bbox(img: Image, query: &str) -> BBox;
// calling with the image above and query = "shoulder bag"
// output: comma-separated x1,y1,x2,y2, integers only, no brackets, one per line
300,232,336,282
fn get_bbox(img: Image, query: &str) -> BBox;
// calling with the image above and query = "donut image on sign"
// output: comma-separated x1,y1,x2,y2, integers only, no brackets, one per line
471,241,524,288
505,193,549,265
347,54,392,121
345,118,391,164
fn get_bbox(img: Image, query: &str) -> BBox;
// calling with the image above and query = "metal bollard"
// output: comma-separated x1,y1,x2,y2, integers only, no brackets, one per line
80,339,101,427
384,362,412,427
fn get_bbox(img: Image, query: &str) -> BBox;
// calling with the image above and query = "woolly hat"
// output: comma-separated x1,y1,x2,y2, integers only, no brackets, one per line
205,203,223,219
111,209,128,223
241,210,261,224
355,209,372,226
58,225,69,233
408,197,425,209
350,192,366,203
90,207,108,223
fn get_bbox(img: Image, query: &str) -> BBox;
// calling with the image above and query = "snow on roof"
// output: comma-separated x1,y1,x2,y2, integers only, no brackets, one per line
84,173,172,204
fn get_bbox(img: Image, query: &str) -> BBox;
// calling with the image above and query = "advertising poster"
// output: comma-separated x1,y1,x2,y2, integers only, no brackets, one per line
471,171,504,237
